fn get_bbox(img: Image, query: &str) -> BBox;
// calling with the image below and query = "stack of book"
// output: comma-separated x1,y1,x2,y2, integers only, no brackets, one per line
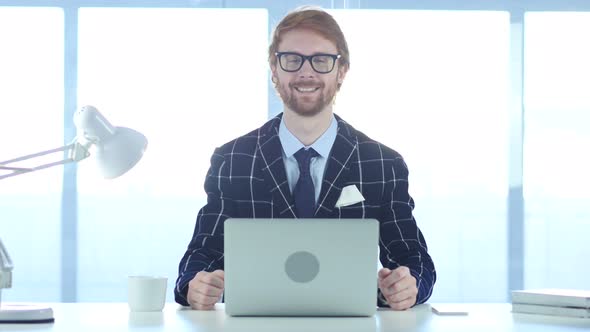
511,289,590,319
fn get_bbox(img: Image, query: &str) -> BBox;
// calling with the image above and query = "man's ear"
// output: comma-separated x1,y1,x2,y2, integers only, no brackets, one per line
270,63,278,82
337,65,348,85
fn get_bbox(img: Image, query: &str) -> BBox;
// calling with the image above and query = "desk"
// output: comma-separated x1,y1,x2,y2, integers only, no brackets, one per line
0,303,589,332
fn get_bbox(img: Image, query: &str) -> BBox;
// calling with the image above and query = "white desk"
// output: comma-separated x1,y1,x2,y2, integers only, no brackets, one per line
0,303,589,332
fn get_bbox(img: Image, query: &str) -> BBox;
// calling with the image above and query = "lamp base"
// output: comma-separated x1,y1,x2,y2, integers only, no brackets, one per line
0,304,54,324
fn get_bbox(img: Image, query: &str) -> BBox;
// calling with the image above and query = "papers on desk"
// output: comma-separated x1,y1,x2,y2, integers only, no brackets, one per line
511,303,590,318
511,289,590,319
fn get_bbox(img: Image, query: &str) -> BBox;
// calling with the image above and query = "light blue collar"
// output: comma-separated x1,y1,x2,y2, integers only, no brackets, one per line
279,114,337,159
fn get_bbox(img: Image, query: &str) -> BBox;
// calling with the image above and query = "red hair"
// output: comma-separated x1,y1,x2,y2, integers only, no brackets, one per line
268,6,350,71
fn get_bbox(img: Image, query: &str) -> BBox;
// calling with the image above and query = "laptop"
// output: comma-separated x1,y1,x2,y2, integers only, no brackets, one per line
224,218,379,316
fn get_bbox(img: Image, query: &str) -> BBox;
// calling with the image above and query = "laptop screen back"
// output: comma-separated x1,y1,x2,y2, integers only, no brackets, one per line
224,218,379,316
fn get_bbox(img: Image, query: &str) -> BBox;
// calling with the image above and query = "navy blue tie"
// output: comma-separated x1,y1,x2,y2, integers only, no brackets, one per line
293,148,319,218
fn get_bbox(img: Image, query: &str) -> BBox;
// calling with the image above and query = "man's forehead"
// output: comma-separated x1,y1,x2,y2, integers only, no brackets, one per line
277,28,338,54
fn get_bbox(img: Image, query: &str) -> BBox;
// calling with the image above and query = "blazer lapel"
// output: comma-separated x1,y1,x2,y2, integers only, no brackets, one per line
315,117,358,217
257,116,297,218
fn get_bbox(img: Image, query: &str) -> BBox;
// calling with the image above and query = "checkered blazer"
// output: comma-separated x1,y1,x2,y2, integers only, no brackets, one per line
175,113,436,307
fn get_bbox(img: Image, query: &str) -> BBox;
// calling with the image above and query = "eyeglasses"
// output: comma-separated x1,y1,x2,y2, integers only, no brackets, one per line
275,52,341,74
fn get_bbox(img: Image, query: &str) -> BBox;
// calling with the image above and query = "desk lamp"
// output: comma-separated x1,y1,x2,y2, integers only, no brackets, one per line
0,105,147,323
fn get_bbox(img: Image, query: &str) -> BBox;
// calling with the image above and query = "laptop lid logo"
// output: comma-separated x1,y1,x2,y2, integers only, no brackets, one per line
285,251,320,283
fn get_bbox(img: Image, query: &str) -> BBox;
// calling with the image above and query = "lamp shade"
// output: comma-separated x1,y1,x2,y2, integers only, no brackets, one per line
94,127,147,179
74,105,147,179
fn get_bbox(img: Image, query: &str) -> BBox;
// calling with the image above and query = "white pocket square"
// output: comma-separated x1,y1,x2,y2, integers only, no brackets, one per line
335,185,365,208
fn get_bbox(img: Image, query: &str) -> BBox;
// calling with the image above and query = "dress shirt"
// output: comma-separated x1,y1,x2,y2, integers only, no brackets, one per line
279,115,337,205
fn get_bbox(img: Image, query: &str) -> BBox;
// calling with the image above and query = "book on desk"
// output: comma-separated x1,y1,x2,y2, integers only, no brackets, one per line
511,289,590,319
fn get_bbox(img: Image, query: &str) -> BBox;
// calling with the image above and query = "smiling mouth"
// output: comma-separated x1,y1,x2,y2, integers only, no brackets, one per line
294,86,320,93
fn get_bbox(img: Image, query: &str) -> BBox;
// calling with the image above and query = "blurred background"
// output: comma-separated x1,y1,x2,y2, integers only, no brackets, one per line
1,0,588,303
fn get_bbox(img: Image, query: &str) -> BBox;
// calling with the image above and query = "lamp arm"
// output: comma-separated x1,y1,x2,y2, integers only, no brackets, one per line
0,141,91,180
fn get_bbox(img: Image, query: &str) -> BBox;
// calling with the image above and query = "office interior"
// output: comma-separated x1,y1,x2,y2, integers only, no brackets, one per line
0,0,588,305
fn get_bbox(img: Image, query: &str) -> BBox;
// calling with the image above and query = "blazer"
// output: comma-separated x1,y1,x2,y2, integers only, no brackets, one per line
175,113,436,307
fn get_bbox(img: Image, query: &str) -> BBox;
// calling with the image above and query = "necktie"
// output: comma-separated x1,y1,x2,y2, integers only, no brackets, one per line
293,147,319,218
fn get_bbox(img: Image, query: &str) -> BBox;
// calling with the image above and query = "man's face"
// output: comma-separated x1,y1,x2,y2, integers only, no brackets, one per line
271,29,347,117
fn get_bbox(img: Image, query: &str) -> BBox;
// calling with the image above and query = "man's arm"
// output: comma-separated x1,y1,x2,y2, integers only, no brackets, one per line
174,148,235,306
378,156,436,307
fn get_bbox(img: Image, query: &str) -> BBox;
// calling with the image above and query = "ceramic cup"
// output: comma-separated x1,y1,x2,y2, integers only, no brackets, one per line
127,276,168,312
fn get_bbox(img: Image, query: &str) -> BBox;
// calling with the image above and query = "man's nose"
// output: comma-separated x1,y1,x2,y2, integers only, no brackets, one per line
298,58,315,77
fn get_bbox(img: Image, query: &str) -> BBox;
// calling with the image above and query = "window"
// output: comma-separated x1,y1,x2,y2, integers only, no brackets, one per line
76,8,268,301
523,12,590,290
0,7,64,302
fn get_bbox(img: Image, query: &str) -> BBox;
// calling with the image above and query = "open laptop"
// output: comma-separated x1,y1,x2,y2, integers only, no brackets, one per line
224,218,379,316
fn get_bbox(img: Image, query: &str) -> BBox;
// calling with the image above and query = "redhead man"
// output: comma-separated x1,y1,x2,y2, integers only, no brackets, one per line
175,6,436,311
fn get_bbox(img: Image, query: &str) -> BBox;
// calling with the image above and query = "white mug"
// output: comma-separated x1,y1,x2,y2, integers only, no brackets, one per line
128,276,168,312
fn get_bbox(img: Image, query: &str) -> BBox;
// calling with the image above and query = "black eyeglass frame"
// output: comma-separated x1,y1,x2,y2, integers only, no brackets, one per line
275,52,341,74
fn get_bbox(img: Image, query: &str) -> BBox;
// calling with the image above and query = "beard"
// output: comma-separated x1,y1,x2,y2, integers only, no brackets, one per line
276,78,337,117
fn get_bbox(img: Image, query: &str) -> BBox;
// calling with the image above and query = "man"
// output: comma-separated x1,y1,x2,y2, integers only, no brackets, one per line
175,6,436,311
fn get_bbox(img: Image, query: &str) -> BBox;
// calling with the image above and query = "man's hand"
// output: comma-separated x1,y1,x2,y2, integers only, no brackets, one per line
187,270,225,310
378,266,417,310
